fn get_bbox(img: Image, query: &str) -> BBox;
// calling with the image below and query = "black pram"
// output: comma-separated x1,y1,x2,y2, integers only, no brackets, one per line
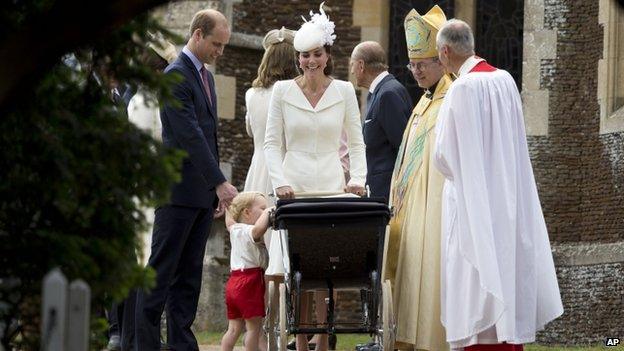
266,196,395,350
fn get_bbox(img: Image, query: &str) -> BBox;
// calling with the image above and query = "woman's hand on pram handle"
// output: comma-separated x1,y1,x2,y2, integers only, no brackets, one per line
275,185,295,199
345,183,366,196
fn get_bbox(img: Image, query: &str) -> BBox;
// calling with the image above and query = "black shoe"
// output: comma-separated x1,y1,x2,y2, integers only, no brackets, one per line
329,334,337,350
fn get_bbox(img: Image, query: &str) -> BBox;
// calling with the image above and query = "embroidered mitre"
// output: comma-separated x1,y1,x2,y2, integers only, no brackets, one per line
404,5,447,59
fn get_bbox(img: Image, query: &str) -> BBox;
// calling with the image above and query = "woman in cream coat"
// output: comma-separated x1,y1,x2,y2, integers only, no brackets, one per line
264,75,366,195
263,4,367,350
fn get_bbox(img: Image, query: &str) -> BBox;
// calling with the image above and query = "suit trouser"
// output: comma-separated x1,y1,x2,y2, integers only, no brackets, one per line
110,284,137,350
109,301,122,336
135,205,213,351
121,290,137,350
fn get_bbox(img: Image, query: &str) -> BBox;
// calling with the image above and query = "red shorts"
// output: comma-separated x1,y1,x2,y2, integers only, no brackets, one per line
225,267,265,320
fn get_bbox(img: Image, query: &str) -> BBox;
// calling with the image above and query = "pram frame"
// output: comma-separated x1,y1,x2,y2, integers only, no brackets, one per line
265,195,396,350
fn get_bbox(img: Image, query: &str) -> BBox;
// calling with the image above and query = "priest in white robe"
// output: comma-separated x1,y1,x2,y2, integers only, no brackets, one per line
433,19,564,351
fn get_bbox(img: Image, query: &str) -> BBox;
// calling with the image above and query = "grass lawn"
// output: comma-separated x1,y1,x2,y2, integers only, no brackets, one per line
195,331,610,350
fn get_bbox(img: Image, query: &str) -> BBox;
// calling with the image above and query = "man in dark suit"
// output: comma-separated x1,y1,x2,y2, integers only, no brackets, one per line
350,41,412,202
135,9,237,351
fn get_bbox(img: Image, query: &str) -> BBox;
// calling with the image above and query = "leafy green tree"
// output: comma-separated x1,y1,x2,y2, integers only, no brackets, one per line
0,0,187,348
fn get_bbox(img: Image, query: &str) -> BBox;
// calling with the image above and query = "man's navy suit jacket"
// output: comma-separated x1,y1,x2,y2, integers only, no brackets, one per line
363,74,412,202
160,52,225,209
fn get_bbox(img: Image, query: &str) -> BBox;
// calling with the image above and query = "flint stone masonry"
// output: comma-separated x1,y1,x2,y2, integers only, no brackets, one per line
216,46,263,187
537,262,624,345
533,0,623,244
153,1,221,38
232,0,361,82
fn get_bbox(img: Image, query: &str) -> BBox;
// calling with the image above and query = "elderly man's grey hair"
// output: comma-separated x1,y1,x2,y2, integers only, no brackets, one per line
436,19,475,56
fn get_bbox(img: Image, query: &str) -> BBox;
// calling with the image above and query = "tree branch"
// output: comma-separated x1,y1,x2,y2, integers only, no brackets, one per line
0,0,172,113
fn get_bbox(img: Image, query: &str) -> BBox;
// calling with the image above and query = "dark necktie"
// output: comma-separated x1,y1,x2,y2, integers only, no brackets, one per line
111,88,122,105
199,66,213,107
366,91,373,112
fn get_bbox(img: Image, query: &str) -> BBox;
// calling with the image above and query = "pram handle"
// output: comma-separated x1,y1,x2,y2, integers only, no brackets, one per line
269,185,371,199
294,191,348,197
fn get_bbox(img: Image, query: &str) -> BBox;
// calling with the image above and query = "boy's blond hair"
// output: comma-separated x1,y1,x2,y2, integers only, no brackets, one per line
228,191,266,222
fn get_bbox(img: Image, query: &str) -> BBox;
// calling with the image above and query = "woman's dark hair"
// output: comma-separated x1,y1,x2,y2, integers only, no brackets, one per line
323,45,334,76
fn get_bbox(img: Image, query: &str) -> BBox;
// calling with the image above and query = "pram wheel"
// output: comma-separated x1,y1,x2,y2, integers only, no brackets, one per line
279,282,288,351
381,280,395,350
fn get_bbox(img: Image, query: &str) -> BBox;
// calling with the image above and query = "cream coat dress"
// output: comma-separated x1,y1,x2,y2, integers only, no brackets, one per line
264,79,366,192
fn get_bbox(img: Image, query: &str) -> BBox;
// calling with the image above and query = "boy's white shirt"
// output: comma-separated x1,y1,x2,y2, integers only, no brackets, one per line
229,223,269,270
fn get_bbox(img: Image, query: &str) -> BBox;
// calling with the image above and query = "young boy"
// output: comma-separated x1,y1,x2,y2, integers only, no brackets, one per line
221,192,272,351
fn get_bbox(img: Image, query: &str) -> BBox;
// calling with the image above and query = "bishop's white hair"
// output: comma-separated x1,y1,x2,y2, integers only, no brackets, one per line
436,19,475,56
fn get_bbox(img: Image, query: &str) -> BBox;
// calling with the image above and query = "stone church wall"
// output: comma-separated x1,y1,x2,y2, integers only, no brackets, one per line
529,0,624,342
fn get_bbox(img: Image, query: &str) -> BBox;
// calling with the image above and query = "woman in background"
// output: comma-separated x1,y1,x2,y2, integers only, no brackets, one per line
244,27,297,199
243,27,298,350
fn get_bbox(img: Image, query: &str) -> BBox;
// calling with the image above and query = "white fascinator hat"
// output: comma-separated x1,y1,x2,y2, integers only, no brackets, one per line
293,2,336,52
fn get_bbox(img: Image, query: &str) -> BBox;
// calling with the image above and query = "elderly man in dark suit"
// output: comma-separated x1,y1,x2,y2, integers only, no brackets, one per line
350,41,412,202
135,9,237,351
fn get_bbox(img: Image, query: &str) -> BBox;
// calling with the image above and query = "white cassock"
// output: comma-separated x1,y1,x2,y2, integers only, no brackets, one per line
433,56,564,349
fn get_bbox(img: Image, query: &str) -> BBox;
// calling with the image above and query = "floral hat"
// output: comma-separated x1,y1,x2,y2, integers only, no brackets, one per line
293,2,336,52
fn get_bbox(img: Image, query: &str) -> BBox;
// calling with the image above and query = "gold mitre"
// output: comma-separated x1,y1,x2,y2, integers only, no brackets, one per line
404,5,447,59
